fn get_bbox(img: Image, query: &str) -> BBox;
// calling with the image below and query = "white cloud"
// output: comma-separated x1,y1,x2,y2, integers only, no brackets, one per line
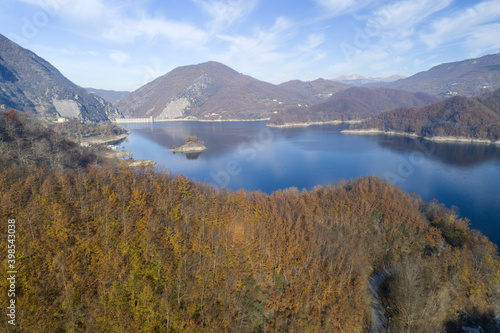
109,50,130,65
101,16,208,47
59,48,99,57
16,0,500,88
193,0,259,31
421,0,500,48
328,0,450,78
328,45,391,77
315,0,356,12
17,0,209,48
314,0,371,16
464,23,500,57
214,17,325,82
305,33,325,50
373,0,451,37
216,17,293,65
17,0,108,22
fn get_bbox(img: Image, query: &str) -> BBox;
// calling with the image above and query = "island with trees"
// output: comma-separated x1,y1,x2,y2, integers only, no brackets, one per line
169,135,207,153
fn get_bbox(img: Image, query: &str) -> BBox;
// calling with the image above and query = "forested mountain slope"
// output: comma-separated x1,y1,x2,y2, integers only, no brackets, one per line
268,87,439,125
0,34,120,121
378,53,500,98
0,110,498,332
0,110,100,171
349,90,500,142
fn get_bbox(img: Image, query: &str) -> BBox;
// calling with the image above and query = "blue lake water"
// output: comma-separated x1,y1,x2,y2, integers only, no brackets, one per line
119,121,500,246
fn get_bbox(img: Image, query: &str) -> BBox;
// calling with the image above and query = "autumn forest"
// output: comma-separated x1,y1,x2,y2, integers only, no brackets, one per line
0,110,499,332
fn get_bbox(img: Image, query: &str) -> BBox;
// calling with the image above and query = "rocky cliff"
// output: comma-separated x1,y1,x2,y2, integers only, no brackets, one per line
0,34,121,121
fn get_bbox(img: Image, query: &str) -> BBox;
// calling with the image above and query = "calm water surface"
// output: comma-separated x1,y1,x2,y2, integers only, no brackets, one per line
120,121,500,245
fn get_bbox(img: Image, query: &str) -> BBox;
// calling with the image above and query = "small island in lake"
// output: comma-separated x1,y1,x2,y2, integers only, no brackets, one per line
169,136,207,153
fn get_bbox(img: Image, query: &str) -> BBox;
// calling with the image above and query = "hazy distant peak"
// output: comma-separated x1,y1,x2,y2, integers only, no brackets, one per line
333,74,367,81
332,74,405,86
383,75,406,81
86,88,129,104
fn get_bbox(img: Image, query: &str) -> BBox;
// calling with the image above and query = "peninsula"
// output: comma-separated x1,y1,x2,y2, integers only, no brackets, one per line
267,87,439,127
343,92,500,144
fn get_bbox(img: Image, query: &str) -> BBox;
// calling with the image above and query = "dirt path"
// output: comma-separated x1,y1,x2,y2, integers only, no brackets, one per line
368,267,399,333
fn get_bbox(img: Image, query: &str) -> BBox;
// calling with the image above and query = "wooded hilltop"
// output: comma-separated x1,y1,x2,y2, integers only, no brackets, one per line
346,89,500,143
267,87,440,126
0,110,499,332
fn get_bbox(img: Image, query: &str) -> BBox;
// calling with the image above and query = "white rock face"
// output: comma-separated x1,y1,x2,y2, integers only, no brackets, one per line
159,97,190,119
53,99,81,118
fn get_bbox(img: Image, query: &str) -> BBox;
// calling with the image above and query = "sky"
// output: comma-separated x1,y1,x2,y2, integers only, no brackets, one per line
1,0,500,91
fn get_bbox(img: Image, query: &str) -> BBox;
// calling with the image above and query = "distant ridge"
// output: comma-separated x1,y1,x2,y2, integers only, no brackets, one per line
0,34,121,121
277,79,349,100
332,74,405,86
115,61,349,120
86,88,129,104
268,87,439,126
378,53,500,98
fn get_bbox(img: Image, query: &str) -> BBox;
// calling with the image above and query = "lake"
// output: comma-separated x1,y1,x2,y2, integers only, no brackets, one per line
119,121,500,246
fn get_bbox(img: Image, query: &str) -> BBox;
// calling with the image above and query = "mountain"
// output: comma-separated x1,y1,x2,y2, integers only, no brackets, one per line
115,61,344,120
352,90,500,142
379,53,500,98
268,87,440,125
476,88,500,117
334,74,366,81
332,74,405,86
0,34,120,121
86,88,129,104
277,78,349,101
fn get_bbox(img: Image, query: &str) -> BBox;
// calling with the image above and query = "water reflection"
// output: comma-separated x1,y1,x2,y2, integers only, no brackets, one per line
124,121,267,158
374,135,500,167
169,151,204,160
124,122,500,167
185,152,203,160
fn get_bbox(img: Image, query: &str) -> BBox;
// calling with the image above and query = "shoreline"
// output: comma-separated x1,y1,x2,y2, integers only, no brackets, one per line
169,147,207,153
113,117,270,124
85,132,130,145
127,160,156,167
197,118,270,123
267,120,363,128
341,129,419,138
100,150,131,159
427,136,500,144
341,129,500,144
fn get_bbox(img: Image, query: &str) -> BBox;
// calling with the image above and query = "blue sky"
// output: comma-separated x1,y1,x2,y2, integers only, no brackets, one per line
1,0,500,91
